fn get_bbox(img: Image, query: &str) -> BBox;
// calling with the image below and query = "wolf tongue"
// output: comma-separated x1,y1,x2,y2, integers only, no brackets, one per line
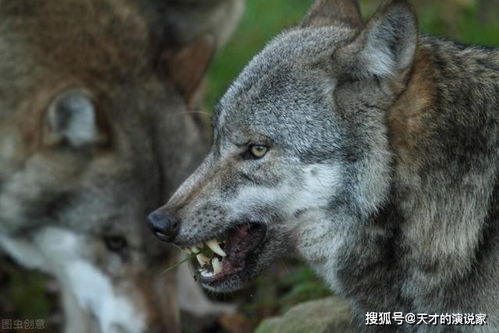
223,225,253,264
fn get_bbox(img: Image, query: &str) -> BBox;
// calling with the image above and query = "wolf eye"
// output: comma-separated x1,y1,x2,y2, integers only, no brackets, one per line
104,235,128,252
249,145,268,159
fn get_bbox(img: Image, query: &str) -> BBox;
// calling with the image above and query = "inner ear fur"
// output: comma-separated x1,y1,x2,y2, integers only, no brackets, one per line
333,0,418,82
301,0,363,28
43,89,108,148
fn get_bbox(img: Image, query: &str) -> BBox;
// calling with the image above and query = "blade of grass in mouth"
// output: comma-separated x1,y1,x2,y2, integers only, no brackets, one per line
163,251,201,274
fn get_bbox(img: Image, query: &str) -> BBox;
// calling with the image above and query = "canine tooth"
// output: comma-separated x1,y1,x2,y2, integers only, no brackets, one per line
212,257,222,274
196,253,210,266
206,239,226,257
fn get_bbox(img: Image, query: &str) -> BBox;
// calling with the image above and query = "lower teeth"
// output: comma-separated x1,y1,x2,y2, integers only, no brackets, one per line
196,253,210,266
212,257,222,274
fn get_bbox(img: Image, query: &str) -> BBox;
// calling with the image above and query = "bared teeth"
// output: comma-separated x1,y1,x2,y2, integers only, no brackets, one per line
190,246,199,254
206,239,226,257
196,253,210,266
212,257,222,274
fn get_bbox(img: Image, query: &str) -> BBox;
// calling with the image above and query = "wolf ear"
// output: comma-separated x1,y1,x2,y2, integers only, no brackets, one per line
335,0,417,79
164,35,216,106
301,0,362,28
44,89,103,148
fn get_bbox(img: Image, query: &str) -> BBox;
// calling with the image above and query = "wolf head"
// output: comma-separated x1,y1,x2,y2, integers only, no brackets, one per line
151,0,418,292
0,0,229,331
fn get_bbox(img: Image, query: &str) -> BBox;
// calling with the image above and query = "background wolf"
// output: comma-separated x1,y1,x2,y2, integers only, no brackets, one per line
150,0,499,331
0,0,242,332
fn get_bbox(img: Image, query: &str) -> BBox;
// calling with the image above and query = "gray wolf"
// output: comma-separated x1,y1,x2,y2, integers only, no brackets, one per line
0,0,241,332
150,0,499,331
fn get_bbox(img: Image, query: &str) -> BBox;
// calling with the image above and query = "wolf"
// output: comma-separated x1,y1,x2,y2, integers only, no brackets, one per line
149,0,499,331
150,0,244,49
0,0,241,332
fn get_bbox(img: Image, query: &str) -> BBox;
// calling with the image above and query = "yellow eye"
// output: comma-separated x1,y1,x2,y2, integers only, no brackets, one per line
249,145,268,158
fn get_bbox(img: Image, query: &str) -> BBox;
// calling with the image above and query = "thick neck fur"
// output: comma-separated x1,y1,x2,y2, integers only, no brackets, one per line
305,36,499,330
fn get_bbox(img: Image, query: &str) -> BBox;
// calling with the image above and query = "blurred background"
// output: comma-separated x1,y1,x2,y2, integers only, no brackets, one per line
1,0,498,332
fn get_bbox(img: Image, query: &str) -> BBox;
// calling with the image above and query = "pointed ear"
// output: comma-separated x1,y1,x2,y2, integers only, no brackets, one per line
44,89,103,147
301,0,362,28
165,35,216,105
335,0,418,79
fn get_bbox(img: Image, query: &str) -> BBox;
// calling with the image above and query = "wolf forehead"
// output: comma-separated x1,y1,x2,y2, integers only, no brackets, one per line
214,26,353,147
231,25,355,91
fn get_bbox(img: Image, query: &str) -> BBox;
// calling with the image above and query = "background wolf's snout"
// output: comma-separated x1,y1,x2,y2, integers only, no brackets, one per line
148,210,179,242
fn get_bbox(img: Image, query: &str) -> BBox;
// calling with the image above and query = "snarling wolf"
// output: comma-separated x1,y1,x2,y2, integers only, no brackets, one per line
0,0,241,332
150,0,499,331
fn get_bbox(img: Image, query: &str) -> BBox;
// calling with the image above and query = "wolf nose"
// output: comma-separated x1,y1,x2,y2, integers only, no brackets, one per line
148,209,179,242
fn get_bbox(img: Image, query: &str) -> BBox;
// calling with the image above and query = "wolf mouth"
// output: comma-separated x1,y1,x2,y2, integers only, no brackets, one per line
182,223,267,288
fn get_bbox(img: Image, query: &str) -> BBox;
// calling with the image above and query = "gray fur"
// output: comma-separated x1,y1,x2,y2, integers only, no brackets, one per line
155,0,499,331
